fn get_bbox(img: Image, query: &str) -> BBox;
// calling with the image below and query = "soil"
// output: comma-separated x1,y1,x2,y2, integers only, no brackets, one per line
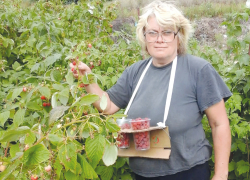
193,17,250,44
112,16,250,46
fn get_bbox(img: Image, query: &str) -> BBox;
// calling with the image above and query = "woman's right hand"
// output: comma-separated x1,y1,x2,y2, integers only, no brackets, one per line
69,61,92,79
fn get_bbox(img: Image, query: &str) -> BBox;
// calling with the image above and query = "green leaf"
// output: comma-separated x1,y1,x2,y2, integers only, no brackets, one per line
236,160,250,175
100,93,107,111
39,86,51,99
58,142,77,172
51,92,61,108
115,157,126,169
31,63,40,72
58,88,70,106
0,111,10,126
24,131,36,145
54,157,63,179
26,101,43,111
52,84,65,91
119,40,127,49
13,109,26,127
0,126,30,142
48,134,64,146
12,87,23,101
65,170,78,180
12,61,21,71
238,54,250,66
102,143,118,166
66,71,74,85
243,82,250,94
121,173,133,180
106,118,120,133
10,143,20,158
43,53,62,67
107,67,114,73
79,94,99,105
231,143,238,152
51,70,62,82
23,144,50,166
229,161,236,172
77,154,98,179
237,140,246,153
0,159,21,180
85,134,106,165
96,166,113,180
49,106,70,125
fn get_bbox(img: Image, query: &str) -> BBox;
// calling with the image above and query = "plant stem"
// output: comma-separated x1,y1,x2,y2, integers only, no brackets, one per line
4,142,9,157
34,136,46,145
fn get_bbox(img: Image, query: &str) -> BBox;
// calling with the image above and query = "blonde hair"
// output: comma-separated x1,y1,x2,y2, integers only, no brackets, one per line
136,0,193,55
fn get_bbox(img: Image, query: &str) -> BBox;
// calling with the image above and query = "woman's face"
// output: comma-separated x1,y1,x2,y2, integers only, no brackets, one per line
145,16,179,66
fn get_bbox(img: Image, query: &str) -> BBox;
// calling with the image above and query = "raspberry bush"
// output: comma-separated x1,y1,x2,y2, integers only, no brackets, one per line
0,0,141,179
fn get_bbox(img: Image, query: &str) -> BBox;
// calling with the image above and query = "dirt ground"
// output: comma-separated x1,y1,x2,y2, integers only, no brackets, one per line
112,16,250,46
193,17,250,44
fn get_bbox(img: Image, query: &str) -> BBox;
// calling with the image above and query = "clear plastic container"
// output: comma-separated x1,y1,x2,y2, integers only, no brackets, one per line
117,133,130,149
116,118,131,130
130,118,150,130
116,118,131,149
133,131,150,150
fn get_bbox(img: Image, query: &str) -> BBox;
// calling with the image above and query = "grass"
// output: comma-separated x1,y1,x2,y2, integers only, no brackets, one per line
115,0,247,20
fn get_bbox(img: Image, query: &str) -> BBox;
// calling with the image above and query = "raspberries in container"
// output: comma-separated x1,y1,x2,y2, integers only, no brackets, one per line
131,117,150,130
133,131,150,150
131,118,151,150
116,119,131,149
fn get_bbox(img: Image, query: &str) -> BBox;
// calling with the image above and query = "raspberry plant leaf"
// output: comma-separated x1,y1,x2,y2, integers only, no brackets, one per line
49,105,69,124
58,142,77,173
24,131,36,145
236,160,250,175
58,88,70,106
0,126,31,142
10,143,20,158
77,154,98,179
85,134,106,167
11,87,23,101
48,134,64,146
13,109,26,127
96,165,114,180
38,87,51,99
22,144,50,166
0,111,10,127
102,143,118,166
100,93,107,111
106,118,120,133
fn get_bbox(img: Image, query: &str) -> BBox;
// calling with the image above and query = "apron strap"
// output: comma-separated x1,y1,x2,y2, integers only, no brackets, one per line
124,56,177,124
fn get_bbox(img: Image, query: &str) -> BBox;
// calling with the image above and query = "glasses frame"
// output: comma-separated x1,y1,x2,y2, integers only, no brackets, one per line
144,28,180,43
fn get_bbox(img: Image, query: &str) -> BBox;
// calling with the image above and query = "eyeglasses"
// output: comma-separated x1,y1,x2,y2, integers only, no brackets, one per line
144,29,180,43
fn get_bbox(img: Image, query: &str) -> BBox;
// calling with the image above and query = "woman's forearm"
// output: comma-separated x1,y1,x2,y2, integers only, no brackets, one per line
85,83,119,114
212,123,231,179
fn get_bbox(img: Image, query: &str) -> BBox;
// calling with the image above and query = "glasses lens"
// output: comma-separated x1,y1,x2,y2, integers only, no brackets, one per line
145,31,175,43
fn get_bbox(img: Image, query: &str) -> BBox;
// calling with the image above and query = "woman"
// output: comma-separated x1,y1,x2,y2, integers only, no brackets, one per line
70,1,232,179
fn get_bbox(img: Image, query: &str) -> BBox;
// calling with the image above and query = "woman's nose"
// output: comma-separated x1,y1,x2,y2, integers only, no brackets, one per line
156,33,164,43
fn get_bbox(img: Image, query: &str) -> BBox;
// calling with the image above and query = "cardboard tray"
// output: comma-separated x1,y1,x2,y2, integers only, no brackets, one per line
118,127,171,159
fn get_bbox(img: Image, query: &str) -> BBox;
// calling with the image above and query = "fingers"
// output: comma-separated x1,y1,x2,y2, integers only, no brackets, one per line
69,61,91,79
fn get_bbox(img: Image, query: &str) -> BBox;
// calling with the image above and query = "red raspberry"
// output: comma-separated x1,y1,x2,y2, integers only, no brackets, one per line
41,96,46,100
73,61,76,65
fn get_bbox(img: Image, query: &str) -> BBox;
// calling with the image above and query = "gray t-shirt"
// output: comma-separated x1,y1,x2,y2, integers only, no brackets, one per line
107,54,232,177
